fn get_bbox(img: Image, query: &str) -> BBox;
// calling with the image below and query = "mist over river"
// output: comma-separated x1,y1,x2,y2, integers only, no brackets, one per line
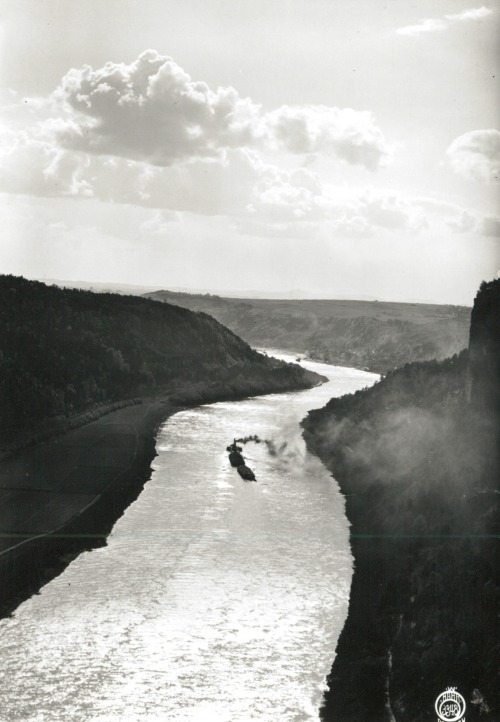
0,353,377,722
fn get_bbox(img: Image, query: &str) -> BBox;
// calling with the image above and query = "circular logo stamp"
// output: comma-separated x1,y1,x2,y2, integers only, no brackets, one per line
435,687,466,722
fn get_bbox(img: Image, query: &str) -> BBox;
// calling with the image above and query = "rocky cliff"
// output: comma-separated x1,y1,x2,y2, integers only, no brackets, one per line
468,280,500,413
302,279,499,721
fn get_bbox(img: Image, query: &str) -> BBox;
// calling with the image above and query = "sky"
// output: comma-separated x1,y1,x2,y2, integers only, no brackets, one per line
0,0,499,304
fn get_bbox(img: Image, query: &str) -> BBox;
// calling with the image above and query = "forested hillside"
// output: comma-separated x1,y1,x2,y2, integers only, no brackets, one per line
145,290,470,373
0,276,320,442
302,279,499,721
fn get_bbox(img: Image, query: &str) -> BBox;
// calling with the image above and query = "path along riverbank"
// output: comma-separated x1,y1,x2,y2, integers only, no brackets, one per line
0,395,175,617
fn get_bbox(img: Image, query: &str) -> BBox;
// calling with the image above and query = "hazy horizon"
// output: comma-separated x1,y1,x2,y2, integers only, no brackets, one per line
9,273,472,307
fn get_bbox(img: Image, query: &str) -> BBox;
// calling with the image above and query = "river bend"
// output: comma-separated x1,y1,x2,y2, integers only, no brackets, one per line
0,353,377,721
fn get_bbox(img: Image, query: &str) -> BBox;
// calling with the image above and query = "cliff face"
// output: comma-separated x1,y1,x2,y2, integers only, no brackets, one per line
0,275,321,444
145,290,470,374
302,279,499,721
468,280,500,412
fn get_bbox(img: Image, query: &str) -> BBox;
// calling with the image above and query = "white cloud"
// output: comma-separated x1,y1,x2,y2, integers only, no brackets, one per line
412,197,471,216
55,50,259,166
446,129,500,183
397,6,492,35
445,7,493,21
414,196,500,236
264,106,392,170
332,190,428,236
397,18,447,36
0,128,93,197
0,110,493,243
0,126,331,220
354,190,427,231
53,50,391,171
84,148,430,234
332,215,373,237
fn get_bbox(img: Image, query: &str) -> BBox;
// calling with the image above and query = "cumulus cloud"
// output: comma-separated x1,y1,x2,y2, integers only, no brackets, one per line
446,129,500,183
0,124,331,221
0,110,493,242
332,190,428,236
397,6,492,35
264,106,391,170
354,191,427,231
53,50,391,171
237,186,440,239
55,50,258,166
413,196,500,235
247,157,333,222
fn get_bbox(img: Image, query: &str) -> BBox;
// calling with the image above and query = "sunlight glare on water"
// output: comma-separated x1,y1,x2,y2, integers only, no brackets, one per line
0,353,377,722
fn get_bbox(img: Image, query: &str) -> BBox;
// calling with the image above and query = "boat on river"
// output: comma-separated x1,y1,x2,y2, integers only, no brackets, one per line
227,439,256,481
229,450,244,467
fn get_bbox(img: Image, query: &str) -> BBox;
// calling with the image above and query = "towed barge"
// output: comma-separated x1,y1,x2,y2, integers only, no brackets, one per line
227,439,256,481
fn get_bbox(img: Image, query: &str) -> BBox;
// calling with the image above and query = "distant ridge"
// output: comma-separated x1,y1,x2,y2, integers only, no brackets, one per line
145,289,471,374
37,278,460,304
37,278,166,296
0,275,321,441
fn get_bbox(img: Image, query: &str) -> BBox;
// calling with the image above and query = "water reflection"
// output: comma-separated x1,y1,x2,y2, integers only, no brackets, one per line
0,355,377,721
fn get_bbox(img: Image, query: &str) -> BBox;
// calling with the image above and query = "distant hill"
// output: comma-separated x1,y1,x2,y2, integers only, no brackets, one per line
302,279,499,721
144,290,470,373
0,276,321,441
39,279,165,296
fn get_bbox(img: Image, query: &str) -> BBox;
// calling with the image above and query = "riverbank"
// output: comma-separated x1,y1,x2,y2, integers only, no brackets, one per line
0,359,325,619
0,354,378,721
0,394,176,618
302,444,498,722
302,351,499,721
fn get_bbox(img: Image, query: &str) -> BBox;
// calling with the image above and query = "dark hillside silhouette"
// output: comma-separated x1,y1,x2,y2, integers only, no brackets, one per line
145,290,470,373
0,275,320,446
303,279,499,721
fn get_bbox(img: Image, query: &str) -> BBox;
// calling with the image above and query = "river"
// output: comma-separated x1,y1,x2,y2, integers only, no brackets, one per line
0,353,377,722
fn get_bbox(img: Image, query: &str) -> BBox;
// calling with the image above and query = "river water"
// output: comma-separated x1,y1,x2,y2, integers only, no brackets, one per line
0,353,377,722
